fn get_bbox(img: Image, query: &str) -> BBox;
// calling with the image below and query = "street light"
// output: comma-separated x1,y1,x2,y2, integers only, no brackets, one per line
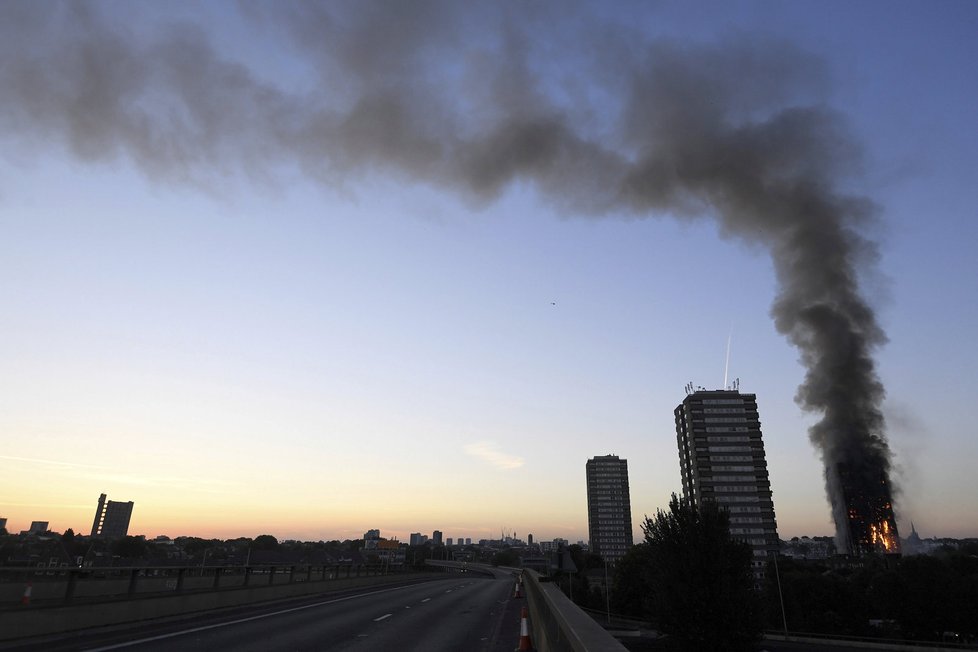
770,550,788,639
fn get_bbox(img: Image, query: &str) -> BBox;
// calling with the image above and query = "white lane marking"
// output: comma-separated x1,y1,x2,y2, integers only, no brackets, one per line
421,598,431,602
373,613,392,622
83,584,422,651
445,590,452,593
405,605,411,609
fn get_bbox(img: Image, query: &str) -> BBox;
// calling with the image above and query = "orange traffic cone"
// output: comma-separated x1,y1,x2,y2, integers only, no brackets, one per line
513,580,521,598
21,582,32,606
517,606,533,651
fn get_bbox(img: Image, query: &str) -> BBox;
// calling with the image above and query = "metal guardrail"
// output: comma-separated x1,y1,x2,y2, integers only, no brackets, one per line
0,563,399,607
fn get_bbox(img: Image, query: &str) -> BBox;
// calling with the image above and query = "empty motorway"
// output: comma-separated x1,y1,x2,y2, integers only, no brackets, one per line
6,573,524,652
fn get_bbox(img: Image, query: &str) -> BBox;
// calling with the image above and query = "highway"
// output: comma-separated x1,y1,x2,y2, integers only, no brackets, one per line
7,573,524,652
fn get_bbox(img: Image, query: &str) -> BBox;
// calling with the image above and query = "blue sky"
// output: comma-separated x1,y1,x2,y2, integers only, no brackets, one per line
1,1,976,543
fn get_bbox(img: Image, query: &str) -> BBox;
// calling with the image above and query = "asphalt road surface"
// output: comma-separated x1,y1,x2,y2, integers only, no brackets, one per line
9,574,524,652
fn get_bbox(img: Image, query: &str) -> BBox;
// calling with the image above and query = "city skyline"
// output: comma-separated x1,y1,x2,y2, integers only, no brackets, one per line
2,2,977,544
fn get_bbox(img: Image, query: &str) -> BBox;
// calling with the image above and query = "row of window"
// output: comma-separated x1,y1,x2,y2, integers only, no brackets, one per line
716,495,760,503
726,505,764,513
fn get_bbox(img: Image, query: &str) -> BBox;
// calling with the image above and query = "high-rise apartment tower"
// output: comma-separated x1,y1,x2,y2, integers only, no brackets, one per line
90,493,134,538
585,454,633,564
675,389,779,581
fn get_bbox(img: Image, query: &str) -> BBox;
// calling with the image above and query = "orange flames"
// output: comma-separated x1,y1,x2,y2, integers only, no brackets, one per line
867,519,898,552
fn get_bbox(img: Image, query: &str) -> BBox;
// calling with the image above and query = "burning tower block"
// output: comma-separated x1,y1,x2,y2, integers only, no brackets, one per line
834,463,900,556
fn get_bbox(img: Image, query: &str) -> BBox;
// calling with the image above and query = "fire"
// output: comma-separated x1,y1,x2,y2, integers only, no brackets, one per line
863,519,898,553
868,520,897,551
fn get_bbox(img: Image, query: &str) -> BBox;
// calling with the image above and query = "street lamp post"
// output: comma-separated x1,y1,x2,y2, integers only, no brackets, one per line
771,550,789,639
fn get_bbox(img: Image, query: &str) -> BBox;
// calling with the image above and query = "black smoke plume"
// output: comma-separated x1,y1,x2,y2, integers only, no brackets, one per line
0,1,897,549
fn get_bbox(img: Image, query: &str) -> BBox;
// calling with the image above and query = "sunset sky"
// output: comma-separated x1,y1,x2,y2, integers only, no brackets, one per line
1,1,976,545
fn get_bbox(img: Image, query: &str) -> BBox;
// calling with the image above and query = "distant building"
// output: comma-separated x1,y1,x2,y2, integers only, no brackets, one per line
0,517,6,532
465,538,471,546
527,533,533,546
446,537,453,546
363,529,383,550
783,536,832,560
432,530,443,545
901,522,933,556
90,493,134,538
409,532,427,546
675,388,779,583
28,521,49,534
585,455,633,564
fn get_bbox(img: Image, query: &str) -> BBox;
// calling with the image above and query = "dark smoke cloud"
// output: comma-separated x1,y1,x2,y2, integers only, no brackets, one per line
0,1,894,544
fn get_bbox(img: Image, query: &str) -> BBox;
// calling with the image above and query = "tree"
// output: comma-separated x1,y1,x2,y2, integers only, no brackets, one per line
491,548,519,567
612,543,654,618
642,494,761,651
252,534,279,551
771,558,870,636
113,535,148,560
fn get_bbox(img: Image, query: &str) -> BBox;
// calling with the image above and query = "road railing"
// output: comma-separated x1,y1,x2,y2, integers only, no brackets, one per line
0,563,440,642
0,562,396,606
522,569,628,652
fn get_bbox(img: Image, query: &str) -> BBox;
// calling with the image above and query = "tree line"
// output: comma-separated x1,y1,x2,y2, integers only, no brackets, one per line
554,495,977,650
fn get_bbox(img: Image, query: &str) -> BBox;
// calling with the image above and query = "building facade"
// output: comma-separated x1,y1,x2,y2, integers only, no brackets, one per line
90,493,133,538
409,532,427,546
585,454,633,564
675,389,779,581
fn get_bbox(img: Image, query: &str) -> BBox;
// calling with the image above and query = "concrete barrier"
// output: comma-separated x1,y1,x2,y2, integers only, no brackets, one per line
522,570,628,652
0,571,438,642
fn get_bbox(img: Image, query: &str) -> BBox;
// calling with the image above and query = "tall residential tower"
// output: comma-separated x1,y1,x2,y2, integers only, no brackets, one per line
585,454,633,564
90,493,134,538
675,389,779,580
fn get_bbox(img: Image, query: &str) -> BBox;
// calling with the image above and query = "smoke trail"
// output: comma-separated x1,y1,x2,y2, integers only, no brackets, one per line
0,1,896,546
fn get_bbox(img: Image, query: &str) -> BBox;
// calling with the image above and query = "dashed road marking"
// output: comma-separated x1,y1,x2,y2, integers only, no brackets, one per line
84,584,421,651
373,613,392,622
